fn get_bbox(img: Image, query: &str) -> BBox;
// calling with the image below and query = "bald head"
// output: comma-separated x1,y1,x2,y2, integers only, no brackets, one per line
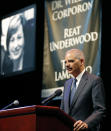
66,49,85,64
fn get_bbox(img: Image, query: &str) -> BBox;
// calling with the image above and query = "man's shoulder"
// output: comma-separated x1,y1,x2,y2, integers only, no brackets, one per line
84,71,102,81
65,78,73,84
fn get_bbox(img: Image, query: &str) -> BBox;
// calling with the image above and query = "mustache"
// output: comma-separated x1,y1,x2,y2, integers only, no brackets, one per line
66,66,72,70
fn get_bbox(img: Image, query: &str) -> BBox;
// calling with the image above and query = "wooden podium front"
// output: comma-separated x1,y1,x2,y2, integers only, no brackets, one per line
0,105,75,131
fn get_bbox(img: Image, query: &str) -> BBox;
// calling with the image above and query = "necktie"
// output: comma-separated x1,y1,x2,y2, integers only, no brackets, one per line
70,78,77,105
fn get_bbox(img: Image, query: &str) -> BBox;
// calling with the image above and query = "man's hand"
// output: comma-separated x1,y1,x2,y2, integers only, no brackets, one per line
73,120,88,131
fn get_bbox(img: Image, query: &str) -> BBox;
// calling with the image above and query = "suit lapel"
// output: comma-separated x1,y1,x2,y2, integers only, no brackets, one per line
64,78,73,114
70,72,88,109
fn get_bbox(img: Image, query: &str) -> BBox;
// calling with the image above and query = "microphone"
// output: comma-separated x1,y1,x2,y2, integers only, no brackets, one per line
1,100,19,110
41,89,62,105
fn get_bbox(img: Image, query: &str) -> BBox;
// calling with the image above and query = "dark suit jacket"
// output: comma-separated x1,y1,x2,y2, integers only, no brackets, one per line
60,71,106,131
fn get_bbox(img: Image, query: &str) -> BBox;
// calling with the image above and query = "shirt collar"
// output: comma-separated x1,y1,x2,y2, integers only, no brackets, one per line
72,69,85,81
76,69,85,81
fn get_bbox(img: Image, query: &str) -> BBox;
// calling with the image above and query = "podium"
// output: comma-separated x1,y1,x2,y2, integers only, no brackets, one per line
0,105,75,131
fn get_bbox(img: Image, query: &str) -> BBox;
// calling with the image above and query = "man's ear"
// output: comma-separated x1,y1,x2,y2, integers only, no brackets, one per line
80,59,84,65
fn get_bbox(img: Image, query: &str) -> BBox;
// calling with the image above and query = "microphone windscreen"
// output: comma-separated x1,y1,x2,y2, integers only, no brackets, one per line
55,89,62,96
13,100,19,105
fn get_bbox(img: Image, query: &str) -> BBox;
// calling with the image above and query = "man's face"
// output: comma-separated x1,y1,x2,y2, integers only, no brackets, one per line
65,52,82,77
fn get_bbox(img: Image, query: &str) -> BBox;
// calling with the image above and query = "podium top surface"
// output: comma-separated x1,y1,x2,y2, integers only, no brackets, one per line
0,105,75,126
0,105,36,117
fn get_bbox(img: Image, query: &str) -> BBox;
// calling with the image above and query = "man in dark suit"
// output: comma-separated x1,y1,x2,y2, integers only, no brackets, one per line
60,49,106,131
